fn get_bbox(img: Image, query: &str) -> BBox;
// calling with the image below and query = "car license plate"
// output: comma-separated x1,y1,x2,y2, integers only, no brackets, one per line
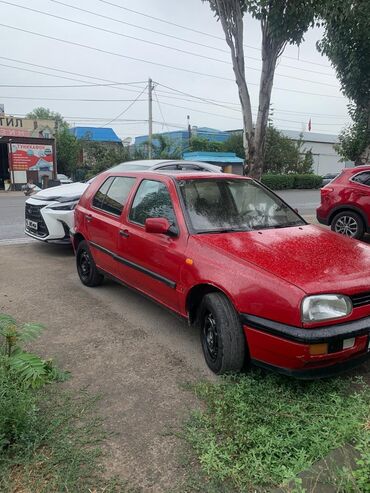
26,219,38,230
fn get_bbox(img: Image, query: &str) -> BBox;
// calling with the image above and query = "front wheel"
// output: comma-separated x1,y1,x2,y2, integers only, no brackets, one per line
199,292,246,374
76,240,104,287
331,211,364,240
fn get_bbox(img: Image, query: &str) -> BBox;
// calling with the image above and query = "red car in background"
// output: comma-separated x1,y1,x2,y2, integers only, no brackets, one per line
317,166,370,239
73,171,370,378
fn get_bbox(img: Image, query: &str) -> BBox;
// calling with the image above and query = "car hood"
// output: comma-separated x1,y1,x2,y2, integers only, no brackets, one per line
32,182,89,201
194,224,370,294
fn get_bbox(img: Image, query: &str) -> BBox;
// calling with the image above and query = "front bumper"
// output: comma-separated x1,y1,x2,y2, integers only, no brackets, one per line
25,199,74,243
241,313,370,379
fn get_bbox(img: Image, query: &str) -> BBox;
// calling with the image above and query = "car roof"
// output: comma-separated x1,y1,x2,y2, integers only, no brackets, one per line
102,170,249,181
344,165,370,175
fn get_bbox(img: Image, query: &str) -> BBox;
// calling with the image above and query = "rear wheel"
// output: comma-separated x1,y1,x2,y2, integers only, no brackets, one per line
199,292,246,374
76,240,104,287
331,211,364,240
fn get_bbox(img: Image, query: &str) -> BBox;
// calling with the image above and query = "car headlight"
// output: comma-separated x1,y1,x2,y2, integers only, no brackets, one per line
301,295,352,323
48,201,77,211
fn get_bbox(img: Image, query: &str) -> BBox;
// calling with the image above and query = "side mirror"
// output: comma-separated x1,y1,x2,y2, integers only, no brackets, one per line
145,217,171,235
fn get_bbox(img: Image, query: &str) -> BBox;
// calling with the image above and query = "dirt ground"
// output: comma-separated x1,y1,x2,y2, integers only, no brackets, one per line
0,242,215,492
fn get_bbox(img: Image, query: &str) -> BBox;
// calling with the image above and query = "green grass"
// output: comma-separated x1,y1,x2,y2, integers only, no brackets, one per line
0,386,135,493
185,371,370,492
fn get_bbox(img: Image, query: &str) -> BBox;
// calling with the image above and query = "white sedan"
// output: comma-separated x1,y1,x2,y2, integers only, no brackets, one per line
24,159,222,243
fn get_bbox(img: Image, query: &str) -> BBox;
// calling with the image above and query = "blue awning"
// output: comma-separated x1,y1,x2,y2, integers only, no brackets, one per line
183,151,244,164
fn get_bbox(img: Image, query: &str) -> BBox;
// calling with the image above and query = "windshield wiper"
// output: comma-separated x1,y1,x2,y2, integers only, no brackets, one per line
197,227,250,234
270,221,304,229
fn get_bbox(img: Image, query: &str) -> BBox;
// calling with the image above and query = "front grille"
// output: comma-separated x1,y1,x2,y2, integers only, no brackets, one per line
350,292,370,308
25,203,49,237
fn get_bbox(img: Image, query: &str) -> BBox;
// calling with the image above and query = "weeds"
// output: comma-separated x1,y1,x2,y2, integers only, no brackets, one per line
185,371,370,492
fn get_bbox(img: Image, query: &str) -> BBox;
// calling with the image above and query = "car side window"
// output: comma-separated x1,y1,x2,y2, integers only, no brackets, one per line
129,180,176,226
92,177,115,210
352,172,370,186
92,177,135,215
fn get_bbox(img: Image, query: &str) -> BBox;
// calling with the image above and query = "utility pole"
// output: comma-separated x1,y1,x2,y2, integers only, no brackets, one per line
148,77,153,159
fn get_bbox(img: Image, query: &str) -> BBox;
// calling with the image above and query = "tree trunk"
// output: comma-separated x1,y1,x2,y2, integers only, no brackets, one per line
250,29,280,179
214,0,253,173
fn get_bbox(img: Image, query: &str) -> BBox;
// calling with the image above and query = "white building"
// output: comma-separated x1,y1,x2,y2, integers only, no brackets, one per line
281,130,353,176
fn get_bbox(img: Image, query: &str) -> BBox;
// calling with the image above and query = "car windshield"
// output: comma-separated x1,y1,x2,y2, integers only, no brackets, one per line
178,178,305,233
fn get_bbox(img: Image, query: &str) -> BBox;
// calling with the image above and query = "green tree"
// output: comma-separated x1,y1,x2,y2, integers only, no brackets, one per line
187,136,225,152
26,107,66,130
221,128,314,173
203,0,320,179
83,141,131,178
56,127,80,177
26,107,81,177
318,0,370,164
335,105,369,164
222,132,245,159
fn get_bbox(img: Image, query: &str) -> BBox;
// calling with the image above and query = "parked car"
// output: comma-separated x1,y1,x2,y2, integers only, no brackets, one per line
24,160,222,243
57,173,73,185
317,165,370,239
73,170,370,378
321,173,338,186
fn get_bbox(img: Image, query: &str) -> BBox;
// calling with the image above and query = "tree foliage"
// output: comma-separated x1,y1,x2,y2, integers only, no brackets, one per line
83,141,131,178
318,0,370,164
335,105,370,164
188,136,225,153
221,128,313,173
203,0,320,178
26,107,81,177
26,107,66,130
56,127,81,177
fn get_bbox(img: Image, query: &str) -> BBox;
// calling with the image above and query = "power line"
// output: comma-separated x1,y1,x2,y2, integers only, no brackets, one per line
153,87,170,133
0,23,344,98
0,95,147,102
0,1,229,66
46,0,336,79
94,0,333,69
100,84,148,127
1,1,339,88
0,23,232,82
0,57,347,120
0,63,146,87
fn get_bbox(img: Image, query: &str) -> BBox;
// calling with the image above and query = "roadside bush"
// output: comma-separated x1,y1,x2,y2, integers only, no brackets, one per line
260,174,295,190
293,173,323,189
261,173,322,190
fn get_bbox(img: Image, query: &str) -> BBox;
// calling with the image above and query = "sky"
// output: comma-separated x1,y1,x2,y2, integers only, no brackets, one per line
0,0,350,142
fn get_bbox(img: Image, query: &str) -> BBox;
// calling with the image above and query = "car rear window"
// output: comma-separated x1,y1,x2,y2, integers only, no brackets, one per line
352,171,370,186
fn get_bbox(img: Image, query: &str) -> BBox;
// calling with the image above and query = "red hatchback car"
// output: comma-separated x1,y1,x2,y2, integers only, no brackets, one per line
317,166,370,239
73,171,370,377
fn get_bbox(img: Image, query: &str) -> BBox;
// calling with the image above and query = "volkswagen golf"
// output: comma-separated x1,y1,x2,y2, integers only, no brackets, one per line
72,170,370,377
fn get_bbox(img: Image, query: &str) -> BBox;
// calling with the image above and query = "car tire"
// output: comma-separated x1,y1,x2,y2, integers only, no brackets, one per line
198,292,246,374
331,211,364,240
76,240,104,287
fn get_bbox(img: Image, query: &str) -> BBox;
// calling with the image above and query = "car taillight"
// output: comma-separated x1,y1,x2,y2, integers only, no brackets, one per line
321,187,333,197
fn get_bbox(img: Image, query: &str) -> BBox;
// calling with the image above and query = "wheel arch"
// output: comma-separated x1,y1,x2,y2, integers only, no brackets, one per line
185,282,235,324
328,205,368,230
72,232,85,251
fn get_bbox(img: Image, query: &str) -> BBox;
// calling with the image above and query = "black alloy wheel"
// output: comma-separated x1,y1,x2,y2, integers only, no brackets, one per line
76,240,104,287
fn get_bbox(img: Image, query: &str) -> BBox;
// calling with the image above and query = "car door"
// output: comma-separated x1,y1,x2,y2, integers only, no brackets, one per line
86,176,136,275
116,178,187,312
350,172,370,216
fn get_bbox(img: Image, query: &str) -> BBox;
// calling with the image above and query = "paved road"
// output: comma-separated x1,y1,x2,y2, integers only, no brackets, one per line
0,192,31,243
0,190,320,242
277,189,320,216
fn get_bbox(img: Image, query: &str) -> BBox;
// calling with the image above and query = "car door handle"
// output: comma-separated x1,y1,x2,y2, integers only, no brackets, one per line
85,214,93,222
119,229,130,238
